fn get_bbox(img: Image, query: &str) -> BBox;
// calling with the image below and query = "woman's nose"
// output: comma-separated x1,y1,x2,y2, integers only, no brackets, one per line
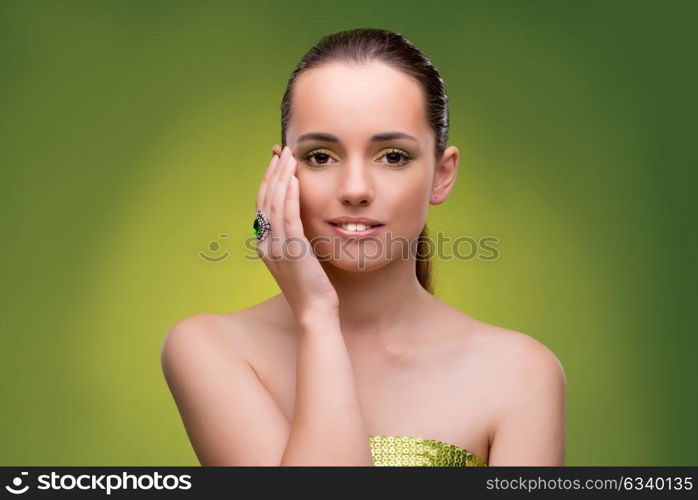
336,159,374,206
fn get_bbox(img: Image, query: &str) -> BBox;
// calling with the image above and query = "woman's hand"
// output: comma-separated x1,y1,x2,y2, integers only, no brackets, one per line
255,145,339,322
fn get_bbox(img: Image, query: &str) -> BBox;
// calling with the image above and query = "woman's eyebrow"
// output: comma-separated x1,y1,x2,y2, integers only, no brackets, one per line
297,131,418,143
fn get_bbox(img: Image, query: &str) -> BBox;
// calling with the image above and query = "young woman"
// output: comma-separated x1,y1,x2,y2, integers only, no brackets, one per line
161,28,566,466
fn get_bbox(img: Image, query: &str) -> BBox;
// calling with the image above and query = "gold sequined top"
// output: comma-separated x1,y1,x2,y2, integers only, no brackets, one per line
368,435,488,467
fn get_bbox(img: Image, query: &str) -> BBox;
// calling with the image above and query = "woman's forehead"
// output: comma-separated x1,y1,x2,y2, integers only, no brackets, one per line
289,61,429,144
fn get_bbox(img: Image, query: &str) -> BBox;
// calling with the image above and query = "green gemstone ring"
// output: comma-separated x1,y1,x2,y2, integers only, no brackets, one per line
253,209,271,243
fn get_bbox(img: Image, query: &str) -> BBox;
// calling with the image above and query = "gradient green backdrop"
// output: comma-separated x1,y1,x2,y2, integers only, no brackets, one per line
1,0,695,466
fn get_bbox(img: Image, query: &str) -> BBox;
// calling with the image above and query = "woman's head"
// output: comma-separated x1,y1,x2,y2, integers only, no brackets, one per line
277,28,458,294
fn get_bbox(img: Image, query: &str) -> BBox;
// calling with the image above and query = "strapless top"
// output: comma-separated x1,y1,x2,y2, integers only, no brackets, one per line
368,435,488,467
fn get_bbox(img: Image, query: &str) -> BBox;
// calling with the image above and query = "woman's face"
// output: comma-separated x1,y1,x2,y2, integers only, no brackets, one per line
283,60,457,272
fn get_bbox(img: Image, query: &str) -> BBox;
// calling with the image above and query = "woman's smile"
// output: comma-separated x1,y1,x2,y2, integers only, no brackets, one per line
327,221,386,239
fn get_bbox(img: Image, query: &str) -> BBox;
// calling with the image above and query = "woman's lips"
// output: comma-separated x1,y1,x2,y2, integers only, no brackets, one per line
327,222,385,239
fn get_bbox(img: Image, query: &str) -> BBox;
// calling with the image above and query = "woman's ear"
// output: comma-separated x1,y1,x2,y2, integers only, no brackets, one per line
430,145,459,205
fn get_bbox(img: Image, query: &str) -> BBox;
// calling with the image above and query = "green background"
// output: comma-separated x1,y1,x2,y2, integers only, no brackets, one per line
1,0,695,465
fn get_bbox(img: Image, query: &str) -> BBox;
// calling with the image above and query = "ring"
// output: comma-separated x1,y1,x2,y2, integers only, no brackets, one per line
253,209,271,243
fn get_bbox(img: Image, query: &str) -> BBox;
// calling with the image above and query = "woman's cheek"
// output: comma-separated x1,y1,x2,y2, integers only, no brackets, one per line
393,179,430,224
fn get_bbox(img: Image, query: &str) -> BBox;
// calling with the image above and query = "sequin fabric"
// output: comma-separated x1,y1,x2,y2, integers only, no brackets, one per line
368,435,487,467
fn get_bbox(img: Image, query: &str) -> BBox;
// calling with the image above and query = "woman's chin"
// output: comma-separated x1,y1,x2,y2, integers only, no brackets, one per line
318,255,391,273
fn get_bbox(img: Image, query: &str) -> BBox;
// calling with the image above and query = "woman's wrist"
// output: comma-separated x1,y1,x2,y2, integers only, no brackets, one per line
297,308,340,332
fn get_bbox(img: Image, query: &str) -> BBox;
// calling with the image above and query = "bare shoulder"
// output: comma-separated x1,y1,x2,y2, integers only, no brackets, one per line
476,321,563,375
434,299,563,368
161,312,224,351
464,315,565,384
434,299,566,401
159,312,236,380
457,313,567,416
161,295,294,368
454,316,567,464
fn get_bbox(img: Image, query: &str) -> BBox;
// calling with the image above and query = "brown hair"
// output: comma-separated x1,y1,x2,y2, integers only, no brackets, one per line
280,28,450,294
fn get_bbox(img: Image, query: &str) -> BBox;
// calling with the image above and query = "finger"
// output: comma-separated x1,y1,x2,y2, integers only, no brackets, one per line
275,149,297,206
262,145,289,209
257,152,280,211
256,152,282,258
268,151,296,253
283,175,307,261
285,174,304,239
264,146,291,210
265,148,294,259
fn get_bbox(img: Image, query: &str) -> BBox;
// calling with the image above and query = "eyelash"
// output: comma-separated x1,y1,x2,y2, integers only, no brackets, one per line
302,148,414,169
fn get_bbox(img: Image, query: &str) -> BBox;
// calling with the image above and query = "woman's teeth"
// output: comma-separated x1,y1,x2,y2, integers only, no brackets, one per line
338,223,373,232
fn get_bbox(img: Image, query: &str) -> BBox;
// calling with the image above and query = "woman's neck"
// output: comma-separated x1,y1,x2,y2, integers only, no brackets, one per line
320,257,430,340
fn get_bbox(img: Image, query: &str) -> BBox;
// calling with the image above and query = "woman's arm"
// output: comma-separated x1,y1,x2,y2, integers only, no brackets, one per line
281,311,374,466
487,335,567,465
161,313,292,465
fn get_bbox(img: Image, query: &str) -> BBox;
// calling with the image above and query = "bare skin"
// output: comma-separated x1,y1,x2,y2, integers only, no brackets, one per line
163,292,565,465
221,292,525,465
161,60,566,466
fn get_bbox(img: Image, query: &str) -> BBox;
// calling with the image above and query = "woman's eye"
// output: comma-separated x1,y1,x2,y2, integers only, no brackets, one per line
303,149,336,168
377,148,412,168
